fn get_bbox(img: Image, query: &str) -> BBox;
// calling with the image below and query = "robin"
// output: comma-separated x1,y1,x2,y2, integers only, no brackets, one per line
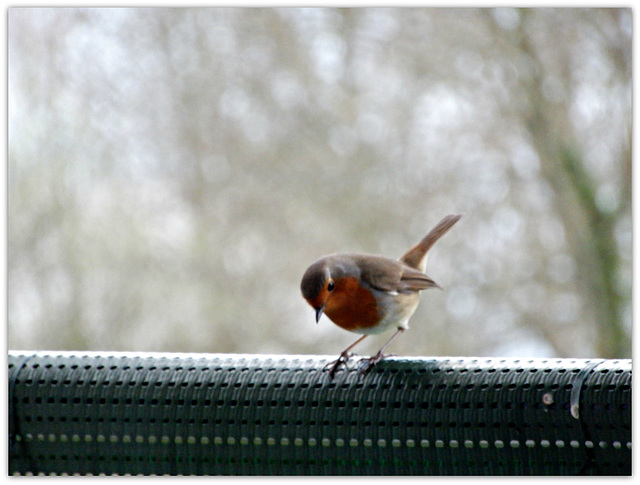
300,213,462,377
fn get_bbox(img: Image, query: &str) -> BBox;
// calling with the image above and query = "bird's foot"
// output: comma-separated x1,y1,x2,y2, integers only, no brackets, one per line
357,352,396,376
324,351,356,378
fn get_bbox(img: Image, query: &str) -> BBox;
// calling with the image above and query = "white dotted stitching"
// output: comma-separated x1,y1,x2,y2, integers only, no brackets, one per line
12,433,632,451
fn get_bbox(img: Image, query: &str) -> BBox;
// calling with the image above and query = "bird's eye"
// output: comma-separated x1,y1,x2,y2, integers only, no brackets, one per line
327,281,335,292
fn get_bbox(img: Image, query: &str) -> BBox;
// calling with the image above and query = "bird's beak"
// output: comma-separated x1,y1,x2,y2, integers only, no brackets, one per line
315,305,325,323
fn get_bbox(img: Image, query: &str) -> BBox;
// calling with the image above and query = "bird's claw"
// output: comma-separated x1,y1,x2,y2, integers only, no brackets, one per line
357,352,396,376
324,350,397,378
324,351,356,378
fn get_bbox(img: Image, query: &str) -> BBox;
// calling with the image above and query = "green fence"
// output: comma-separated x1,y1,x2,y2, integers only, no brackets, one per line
9,351,631,475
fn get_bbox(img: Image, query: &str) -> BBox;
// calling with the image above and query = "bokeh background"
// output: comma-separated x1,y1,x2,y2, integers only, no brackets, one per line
8,7,631,359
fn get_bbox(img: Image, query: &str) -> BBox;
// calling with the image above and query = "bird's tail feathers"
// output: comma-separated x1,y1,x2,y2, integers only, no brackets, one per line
400,213,463,272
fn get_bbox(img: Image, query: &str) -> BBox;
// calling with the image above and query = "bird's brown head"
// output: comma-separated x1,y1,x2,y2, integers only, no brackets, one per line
300,258,338,323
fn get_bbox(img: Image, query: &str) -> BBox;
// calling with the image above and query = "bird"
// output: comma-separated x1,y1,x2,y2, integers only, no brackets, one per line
300,213,462,378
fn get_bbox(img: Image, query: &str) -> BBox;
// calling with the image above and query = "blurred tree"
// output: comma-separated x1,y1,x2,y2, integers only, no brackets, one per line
482,8,631,357
8,8,631,358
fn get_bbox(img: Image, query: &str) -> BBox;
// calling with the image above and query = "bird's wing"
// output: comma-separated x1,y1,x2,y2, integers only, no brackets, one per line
355,255,440,294
398,266,441,292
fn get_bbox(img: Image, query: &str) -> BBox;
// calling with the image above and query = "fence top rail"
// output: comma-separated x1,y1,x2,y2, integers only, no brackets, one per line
8,350,631,476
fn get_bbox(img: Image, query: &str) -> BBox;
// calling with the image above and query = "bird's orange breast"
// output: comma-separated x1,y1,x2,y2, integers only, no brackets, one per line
323,276,380,331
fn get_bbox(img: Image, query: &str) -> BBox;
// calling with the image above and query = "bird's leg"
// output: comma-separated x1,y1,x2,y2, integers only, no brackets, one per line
324,334,368,378
358,327,406,375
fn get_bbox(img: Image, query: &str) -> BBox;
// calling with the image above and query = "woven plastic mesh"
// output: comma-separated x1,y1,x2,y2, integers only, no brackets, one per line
9,351,631,476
